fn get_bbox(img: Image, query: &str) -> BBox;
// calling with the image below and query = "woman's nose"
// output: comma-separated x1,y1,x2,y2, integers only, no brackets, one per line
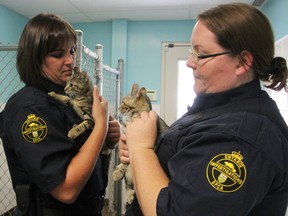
186,56,196,69
65,52,75,65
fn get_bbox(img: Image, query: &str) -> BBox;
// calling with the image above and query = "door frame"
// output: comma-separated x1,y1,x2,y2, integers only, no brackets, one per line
160,42,190,125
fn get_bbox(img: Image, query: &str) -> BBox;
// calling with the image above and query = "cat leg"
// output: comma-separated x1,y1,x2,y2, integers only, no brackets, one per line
126,187,135,205
101,145,112,155
71,102,86,119
48,92,70,104
67,124,81,139
113,163,127,181
125,164,133,186
68,120,93,139
125,164,135,204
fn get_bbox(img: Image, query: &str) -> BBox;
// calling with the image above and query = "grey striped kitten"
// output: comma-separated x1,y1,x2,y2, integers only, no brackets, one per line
48,67,94,139
48,67,116,155
113,83,168,205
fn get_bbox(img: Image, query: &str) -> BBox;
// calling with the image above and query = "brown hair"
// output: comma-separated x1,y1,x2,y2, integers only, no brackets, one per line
198,3,287,91
17,13,76,90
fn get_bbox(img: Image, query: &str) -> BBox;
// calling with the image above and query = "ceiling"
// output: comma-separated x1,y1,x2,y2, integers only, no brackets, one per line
0,0,265,23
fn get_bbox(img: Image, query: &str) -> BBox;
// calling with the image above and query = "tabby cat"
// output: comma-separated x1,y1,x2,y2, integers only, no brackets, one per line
113,83,168,205
48,67,116,154
48,67,94,139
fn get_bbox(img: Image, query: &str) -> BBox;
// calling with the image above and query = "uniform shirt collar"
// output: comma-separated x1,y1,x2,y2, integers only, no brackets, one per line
43,78,66,95
188,80,262,114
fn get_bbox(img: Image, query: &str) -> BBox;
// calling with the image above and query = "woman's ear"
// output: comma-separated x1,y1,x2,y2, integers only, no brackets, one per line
235,50,253,75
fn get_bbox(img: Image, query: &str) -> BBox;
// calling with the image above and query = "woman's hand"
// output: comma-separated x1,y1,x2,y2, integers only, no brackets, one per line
50,86,109,203
118,134,130,164
125,111,168,216
126,111,158,155
92,86,108,129
106,115,121,143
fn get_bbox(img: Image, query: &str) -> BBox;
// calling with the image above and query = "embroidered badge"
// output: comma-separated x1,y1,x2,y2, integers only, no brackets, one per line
206,151,246,193
22,114,48,143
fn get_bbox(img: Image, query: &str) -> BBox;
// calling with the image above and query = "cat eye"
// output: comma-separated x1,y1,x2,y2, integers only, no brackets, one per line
122,102,133,109
71,84,80,89
188,49,231,62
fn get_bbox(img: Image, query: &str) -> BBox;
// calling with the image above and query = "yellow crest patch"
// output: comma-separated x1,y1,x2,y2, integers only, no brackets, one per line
206,151,246,193
22,114,48,143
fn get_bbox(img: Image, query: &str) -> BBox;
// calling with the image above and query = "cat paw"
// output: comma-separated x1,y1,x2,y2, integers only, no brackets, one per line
48,91,56,97
101,148,111,155
67,126,80,139
127,189,135,204
67,131,76,139
112,169,124,181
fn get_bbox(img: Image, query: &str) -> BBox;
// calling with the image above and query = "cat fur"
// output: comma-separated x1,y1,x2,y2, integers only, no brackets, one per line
113,83,168,205
48,67,116,154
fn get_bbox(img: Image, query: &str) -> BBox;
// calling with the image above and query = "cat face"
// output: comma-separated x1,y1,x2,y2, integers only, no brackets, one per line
64,67,92,98
119,83,152,117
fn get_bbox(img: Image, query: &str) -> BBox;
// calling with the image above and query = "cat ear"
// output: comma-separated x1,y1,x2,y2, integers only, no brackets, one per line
139,87,147,95
81,72,90,83
131,83,139,96
81,71,88,76
74,67,80,75
136,87,147,99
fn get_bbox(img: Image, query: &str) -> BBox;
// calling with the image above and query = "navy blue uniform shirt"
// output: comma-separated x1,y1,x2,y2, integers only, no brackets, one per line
0,80,106,215
126,80,288,216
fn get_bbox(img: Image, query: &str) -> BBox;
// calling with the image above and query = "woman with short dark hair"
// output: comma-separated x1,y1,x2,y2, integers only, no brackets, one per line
1,13,120,216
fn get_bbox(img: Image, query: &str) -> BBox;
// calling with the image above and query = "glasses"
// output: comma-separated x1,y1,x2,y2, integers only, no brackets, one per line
189,49,231,62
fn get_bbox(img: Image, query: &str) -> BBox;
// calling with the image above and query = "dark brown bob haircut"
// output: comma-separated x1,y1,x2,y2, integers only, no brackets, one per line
16,13,76,90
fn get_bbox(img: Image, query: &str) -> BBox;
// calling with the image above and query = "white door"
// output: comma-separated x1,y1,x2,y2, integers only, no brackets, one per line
161,42,196,126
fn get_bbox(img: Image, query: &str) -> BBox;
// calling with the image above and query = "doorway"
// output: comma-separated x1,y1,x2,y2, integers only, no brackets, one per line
161,42,195,126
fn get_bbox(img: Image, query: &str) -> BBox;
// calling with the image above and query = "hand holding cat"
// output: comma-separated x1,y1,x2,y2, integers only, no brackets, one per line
118,134,130,164
106,115,121,143
92,86,109,130
126,111,158,157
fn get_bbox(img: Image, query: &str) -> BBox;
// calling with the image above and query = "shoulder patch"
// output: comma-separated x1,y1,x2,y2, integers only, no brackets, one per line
22,114,48,143
206,151,246,192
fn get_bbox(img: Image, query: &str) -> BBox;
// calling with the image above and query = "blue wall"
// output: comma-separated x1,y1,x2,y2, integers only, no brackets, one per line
126,20,194,94
0,6,27,44
73,22,113,66
1,0,287,100
73,19,194,95
262,0,288,40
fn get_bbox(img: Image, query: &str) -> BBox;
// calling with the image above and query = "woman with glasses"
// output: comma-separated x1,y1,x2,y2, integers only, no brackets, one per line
119,3,288,216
